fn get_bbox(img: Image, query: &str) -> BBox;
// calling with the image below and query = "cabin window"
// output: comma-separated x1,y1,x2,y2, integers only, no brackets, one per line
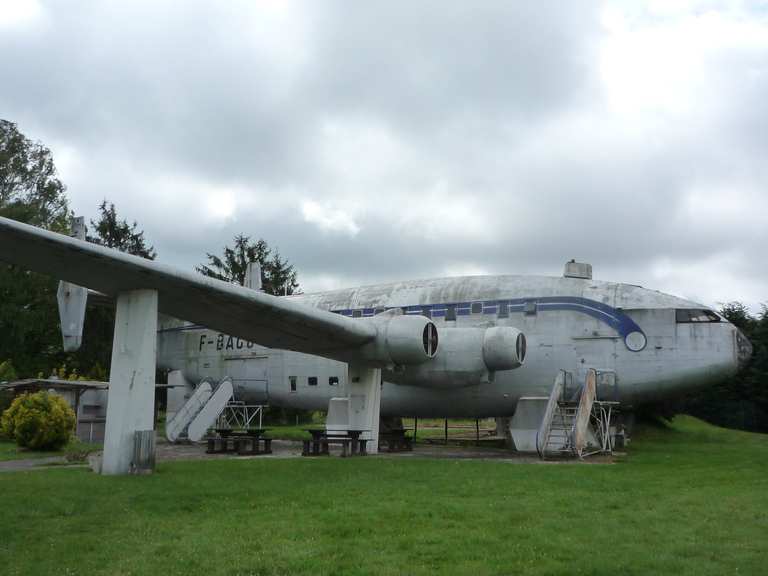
352,310,362,318
445,304,457,321
524,301,537,316
676,309,721,323
289,376,297,392
471,302,483,314
498,302,509,319
329,376,339,386
308,376,318,386
422,306,432,318
374,307,385,315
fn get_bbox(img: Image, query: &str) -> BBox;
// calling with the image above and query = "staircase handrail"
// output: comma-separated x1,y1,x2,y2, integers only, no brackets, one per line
573,368,597,456
165,379,214,442
536,370,565,457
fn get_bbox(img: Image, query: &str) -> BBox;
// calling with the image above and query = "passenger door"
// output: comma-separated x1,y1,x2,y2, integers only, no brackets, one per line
224,356,269,403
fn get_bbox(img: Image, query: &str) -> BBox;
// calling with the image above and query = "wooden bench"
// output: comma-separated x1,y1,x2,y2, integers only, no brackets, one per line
302,429,369,457
206,436,237,454
236,436,273,455
206,429,272,455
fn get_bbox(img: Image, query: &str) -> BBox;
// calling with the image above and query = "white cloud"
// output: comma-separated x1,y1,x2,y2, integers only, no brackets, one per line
0,0,42,29
301,200,360,236
599,2,768,116
650,251,765,310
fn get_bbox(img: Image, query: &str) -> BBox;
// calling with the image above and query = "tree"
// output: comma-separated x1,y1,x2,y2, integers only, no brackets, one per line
0,119,69,230
0,120,71,377
719,301,756,332
66,201,159,379
0,120,157,378
87,200,156,260
197,234,300,295
674,301,768,432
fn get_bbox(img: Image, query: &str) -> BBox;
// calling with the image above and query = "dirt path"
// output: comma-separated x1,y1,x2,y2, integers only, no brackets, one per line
0,439,615,472
0,456,69,472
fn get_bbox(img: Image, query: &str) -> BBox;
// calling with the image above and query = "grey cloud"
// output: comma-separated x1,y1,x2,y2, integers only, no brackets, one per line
0,1,765,310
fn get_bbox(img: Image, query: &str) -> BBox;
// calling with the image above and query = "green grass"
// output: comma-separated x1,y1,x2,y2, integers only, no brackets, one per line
0,438,99,462
264,424,317,441
404,418,498,441
0,416,766,575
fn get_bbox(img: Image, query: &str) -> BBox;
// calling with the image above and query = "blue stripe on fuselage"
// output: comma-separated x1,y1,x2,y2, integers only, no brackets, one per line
331,296,643,340
156,296,645,345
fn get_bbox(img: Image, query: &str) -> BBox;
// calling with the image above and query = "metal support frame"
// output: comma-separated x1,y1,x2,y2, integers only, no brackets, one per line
102,290,158,475
215,401,267,431
581,401,619,457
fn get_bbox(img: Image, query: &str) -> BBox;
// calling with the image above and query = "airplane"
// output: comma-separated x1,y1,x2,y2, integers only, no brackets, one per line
0,215,754,461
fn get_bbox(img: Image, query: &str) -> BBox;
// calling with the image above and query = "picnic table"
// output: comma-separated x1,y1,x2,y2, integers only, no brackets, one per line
302,429,368,457
206,428,272,455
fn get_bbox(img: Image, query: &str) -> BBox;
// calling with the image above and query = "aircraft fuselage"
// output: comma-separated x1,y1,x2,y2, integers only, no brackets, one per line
157,274,749,417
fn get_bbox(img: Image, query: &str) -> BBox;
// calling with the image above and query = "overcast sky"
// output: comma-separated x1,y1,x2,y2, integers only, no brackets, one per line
1,0,766,310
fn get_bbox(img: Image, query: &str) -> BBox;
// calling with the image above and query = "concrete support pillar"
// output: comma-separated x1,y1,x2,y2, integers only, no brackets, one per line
102,290,158,475
347,365,382,454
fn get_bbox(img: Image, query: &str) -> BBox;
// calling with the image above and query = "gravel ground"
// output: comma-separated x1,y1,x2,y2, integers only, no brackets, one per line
1,437,615,471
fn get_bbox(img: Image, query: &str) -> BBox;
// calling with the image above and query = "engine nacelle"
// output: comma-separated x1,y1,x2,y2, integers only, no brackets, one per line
348,310,439,367
386,325,526,389
482,326,526,371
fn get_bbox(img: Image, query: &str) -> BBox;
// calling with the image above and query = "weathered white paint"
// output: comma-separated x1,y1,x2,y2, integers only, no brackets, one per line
187,378,233,441
102,290,157,475
165,369,194,426
347,365,381,454
56,216,88,352
165,378,212,443
509,397,549,452
0,216,751,427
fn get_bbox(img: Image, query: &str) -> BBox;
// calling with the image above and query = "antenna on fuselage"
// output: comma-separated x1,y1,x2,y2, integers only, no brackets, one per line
244,261,263,291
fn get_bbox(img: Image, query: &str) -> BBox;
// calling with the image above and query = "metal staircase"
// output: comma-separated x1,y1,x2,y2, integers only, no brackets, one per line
537,368,604,459
165,379,214,442
165,378,235,442
187,378,234,442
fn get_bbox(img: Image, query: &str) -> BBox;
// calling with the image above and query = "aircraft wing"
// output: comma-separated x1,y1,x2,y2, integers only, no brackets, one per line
0,216,377,356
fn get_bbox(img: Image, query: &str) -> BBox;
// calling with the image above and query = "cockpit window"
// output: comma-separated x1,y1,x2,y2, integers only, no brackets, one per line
676,309,721,323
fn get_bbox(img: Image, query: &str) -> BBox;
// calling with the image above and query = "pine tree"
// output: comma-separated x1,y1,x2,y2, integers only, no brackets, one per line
87,200,156,260
197,234,300,295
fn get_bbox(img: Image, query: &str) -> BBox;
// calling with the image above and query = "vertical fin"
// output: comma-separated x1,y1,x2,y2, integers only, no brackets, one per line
56,216,88,351
244,261,262,291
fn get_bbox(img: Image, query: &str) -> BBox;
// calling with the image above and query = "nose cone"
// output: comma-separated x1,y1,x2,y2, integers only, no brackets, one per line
736,329,754,368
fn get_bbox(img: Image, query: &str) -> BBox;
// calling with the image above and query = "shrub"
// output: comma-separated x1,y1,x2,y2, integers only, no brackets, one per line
0,391,75,450
0,359,17,382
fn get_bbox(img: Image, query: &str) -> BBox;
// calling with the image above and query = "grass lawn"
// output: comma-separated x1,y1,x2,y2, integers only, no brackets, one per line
0,438,99,462
1,416,766,575
263,424,318,441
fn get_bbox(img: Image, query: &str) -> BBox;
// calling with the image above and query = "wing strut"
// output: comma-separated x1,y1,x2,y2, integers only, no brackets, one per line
325,364,382,454
101,289,158,475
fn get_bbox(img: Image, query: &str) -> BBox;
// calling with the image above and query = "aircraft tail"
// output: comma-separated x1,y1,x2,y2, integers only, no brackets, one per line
56,217,88,351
